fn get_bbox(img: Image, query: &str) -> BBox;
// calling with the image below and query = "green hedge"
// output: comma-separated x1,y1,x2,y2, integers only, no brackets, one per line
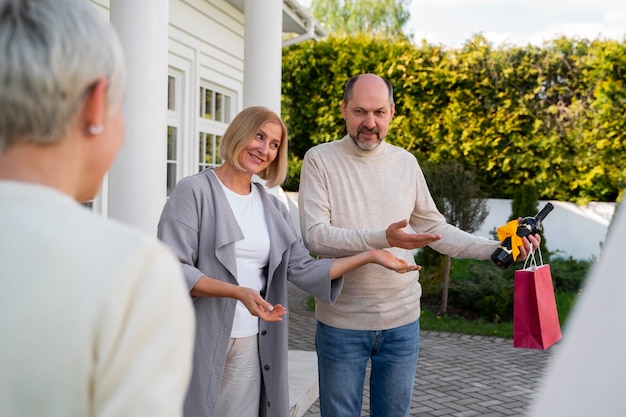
282,34,626,203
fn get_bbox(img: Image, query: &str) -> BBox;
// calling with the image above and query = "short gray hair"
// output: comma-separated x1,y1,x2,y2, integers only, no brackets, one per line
0,0,126,151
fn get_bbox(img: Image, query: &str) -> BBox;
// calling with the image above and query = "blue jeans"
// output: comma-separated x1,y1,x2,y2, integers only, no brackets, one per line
316,319,420,417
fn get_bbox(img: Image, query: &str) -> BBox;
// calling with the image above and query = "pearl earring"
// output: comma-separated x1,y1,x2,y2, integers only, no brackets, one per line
88,124,104,135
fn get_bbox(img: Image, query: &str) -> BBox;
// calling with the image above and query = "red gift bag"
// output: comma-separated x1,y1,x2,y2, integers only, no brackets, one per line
513,250,562,349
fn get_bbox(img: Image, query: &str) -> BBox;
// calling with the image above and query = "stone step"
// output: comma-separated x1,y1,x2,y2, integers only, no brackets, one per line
288,350,318,417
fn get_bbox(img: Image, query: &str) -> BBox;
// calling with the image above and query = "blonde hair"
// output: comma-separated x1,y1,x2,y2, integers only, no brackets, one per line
219,106,288,187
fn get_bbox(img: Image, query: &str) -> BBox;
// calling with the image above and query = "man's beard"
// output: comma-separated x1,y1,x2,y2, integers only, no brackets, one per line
350,127,383,151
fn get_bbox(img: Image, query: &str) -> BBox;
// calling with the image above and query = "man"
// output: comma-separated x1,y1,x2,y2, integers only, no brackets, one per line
298,73,538,417
0,1,194,416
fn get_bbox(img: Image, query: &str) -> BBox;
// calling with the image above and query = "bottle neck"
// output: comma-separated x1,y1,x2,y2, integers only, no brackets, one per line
535,203,554,222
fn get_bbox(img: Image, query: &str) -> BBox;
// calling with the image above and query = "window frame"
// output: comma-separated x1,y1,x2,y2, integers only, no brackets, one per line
196,81,235,173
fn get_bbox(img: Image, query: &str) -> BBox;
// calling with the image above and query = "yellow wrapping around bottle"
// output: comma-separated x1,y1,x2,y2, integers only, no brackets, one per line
497,219,523,261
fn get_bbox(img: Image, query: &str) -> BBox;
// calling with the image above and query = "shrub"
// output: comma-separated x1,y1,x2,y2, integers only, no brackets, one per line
446,262,514,322
549,256,592,292
418,256,592,323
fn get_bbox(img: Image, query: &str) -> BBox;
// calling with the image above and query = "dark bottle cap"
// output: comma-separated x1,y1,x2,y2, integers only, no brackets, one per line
536,202,554,222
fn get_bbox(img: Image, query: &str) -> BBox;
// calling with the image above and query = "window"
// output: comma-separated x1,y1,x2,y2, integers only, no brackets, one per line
198,132,222,172
167,126,178,196
200,86,232,122
198,83,234,172
167,74,176,111
167,73,182,196
166,60,239,196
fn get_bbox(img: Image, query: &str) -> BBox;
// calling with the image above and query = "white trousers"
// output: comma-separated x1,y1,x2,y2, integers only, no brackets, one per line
216,335,261,417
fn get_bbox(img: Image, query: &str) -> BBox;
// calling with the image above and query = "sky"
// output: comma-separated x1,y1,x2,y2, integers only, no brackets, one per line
409,0,626,48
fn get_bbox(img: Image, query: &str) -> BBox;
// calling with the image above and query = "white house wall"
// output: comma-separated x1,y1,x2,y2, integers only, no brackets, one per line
88,0,248,232
171,0,245,76
168,0,245,181
169,0,245,105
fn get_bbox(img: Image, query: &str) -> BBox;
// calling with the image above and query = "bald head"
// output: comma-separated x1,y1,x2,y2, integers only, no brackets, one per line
343,74,395,107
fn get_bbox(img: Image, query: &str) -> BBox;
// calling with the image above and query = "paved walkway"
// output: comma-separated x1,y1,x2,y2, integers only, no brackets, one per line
287,282,557,417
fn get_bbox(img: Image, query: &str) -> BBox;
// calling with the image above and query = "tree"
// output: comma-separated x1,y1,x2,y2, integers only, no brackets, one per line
308,0,411,39
509,183,539,221
421,160,489,313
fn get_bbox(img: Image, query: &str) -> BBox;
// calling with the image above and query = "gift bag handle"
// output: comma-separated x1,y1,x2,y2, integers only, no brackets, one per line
522,243,544,270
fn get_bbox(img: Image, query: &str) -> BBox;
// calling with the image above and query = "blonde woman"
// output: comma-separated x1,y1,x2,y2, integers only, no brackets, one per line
158,106,418,417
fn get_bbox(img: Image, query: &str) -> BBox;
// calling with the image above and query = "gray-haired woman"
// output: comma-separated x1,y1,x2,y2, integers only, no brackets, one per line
0,1,195,416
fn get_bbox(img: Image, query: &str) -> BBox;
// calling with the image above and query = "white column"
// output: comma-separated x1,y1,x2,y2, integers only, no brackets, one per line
107,0,169,234
243,0,282,115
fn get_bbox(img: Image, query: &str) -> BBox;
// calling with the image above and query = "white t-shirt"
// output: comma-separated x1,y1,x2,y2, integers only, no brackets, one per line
216,177,270,338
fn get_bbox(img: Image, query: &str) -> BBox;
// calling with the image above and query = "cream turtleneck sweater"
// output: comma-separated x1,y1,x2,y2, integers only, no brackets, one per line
299,136,499,330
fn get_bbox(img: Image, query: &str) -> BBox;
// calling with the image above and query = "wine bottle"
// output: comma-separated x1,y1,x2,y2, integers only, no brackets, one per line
490,203,554,269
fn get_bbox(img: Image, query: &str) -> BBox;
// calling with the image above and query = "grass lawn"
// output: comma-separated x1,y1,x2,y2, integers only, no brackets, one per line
420,289,580,339
419,305,514,338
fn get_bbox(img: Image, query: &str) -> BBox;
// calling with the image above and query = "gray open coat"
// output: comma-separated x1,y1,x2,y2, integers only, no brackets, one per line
157,169,342,417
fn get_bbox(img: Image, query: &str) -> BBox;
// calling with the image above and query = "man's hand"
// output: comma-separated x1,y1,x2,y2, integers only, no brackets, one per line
517,233,542,262
386,219,441,250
